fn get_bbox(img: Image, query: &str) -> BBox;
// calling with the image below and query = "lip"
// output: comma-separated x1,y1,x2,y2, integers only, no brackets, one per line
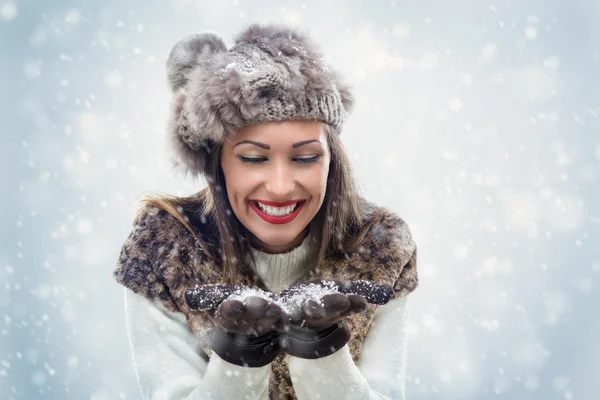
252,199,303,207
249,200,306,225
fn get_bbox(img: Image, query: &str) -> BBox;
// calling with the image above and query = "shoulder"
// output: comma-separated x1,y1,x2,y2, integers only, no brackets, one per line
128,202,216,274
131,200,219,250
356,199,418,296
359,198,415,252
114,202,213,312
133,203,199,246
134,202,198,235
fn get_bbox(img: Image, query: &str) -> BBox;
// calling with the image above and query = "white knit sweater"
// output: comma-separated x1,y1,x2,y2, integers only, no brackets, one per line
123,234,410,400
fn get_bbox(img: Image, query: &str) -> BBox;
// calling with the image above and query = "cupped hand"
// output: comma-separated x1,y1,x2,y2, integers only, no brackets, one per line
276,279,394,330
185,283,287,336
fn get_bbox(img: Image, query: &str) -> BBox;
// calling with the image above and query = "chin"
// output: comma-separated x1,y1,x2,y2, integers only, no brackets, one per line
246,226,306,252
256,232,298,247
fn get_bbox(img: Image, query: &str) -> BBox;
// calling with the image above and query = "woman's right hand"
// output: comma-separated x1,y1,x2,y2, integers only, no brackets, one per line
185,284,287,336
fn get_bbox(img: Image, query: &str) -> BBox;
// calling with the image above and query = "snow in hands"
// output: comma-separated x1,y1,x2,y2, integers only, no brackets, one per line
275,280,342,313
185,284,273,311
276,279,394,310
184,279,393,313
344,280,394,305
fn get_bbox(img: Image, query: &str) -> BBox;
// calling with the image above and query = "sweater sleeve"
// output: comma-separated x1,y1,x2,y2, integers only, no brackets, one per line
123,288,271,400
287,295,410,400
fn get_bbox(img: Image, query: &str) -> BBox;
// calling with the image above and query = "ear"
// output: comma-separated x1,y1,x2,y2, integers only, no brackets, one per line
166,32,227,92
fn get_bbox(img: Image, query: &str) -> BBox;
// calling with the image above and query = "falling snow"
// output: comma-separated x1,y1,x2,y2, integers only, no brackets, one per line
2,1,598,399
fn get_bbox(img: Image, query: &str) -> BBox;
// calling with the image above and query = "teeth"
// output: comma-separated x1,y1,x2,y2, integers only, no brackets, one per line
256,202,298,217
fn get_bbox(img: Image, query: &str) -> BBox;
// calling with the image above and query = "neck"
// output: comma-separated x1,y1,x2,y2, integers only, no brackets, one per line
246,232,313,292
247,228,309,254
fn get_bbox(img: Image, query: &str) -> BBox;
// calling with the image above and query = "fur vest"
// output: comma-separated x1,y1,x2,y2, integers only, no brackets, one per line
113,199,418,399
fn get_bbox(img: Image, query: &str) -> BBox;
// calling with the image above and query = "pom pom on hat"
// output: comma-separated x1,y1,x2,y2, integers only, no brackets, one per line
166,32,227,93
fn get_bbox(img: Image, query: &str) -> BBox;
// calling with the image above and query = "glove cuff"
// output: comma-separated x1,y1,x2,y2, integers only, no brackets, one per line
281,321,350,359
211,328,281,367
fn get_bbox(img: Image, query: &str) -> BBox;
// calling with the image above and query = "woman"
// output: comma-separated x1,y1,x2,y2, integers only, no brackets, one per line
114,24,418,400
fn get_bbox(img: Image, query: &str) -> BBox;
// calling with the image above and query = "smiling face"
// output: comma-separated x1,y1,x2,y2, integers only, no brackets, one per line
220,120,330,254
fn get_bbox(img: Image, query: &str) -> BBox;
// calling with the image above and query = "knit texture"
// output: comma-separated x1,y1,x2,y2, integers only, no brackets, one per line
246,233,313,293
165,24,354,178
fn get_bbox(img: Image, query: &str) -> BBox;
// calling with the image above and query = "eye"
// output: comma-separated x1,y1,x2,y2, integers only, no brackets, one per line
238,156,267,164
238,155,321,164
294,155,321,164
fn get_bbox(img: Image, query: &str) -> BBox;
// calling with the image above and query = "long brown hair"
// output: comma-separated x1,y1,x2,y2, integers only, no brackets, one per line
136,123,382,282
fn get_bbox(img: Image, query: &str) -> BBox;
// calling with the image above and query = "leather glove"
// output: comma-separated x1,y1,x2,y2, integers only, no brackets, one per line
276,279,394,359
185,283,285,367
185,283,287,335
277,279,394,329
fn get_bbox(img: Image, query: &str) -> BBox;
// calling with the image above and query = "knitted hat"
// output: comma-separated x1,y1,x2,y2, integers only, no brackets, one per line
165,24,354,178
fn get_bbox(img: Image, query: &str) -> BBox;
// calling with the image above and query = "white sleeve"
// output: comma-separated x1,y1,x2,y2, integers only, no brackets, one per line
123,288,271,400
287,296,410,400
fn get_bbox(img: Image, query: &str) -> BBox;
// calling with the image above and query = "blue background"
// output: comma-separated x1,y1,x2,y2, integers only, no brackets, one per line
1,0,599,398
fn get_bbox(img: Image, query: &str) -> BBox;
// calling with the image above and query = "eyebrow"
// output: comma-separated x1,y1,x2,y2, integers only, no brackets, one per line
233,139,321,149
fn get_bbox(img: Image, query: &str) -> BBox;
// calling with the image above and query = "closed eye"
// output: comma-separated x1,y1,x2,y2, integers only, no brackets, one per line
294,155,320,164
238,155,321,164
238,156,267,164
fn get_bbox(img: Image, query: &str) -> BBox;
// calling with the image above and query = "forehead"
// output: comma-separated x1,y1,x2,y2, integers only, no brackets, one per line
226,120,326,146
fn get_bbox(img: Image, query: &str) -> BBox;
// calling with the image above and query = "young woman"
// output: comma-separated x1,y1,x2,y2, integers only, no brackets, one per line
114,24,418,400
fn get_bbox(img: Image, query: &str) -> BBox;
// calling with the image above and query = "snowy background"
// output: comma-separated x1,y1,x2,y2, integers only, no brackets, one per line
2,0,599,398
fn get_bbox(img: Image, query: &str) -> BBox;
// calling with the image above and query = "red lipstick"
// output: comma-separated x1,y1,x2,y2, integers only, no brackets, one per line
249,200,305,225
252,199,302,207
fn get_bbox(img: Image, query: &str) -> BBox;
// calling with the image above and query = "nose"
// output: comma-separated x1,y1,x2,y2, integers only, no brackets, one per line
264,160,295,199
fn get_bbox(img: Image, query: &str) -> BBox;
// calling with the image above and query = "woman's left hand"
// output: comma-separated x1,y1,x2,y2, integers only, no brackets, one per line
276,279,394,330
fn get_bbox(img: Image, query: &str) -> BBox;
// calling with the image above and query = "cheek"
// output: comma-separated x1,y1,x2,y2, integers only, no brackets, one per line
224,172,248,200
307,162,329,197
221,159,246,203
222,166,262,208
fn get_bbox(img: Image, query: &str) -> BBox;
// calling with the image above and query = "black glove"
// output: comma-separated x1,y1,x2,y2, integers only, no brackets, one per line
185,283,285,367
276,279,394,359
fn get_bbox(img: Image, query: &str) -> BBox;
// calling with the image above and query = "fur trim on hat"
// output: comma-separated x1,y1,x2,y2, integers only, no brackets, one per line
165,24,354,179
